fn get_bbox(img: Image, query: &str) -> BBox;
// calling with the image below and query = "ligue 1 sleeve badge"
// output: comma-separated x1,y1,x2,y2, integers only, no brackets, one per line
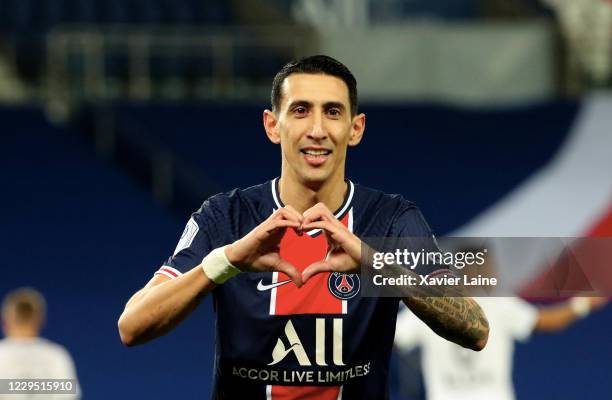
328,272,361,300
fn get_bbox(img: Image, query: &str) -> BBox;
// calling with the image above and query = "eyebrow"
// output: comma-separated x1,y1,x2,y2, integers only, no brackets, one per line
323,102,346,111
286,100,346,111
287,100,312,110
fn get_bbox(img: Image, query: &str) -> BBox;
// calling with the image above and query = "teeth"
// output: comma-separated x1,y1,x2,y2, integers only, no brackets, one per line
303,150,330,156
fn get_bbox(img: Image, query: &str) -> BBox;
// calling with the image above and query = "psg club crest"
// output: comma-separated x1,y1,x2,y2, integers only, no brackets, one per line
328,272,360,300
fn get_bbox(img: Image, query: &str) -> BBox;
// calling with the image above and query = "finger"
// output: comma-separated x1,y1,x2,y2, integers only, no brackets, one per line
302,203,335,225
302,220,338,235
282,205,304,235
269,210,302,236
281,207,303,224
304,221,361,260
270,207,301,224
283,205,304,223
302,210,330,226
312,202,334,216
323,229,346,258
302,260,335,283
303,221,343,249
316,202,337,221
275,259,303,288
265,219,300,234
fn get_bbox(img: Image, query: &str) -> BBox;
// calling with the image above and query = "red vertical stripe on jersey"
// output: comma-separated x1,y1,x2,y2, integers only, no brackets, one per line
271,385,340,400
273,212,350,315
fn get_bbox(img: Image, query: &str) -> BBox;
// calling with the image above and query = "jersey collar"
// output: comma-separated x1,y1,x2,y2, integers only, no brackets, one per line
270,177,355,235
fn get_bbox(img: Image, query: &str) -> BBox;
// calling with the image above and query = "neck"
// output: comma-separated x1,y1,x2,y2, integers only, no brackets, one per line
278,168,347,214
5,325,39,339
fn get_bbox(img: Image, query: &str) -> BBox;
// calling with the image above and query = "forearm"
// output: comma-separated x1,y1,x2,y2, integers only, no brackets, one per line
535,298,592,332
403,296,489,351
379,264,489,350
118,265,216,346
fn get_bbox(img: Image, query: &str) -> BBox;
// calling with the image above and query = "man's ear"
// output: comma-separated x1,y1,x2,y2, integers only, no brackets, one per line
348,113,366,146
263,110,281,144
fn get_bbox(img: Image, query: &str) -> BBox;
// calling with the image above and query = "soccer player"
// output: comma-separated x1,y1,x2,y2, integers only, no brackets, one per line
0,288,80,399
118,55,489,399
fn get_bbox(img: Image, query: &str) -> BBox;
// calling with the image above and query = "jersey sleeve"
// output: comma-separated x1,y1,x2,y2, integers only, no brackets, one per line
390,202,453,277
501,298,539,342
155,196,229,279
394,309,425,352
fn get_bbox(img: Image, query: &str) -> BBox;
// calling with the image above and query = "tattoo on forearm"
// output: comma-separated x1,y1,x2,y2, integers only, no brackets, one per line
382,264,489,350
405,296,489,350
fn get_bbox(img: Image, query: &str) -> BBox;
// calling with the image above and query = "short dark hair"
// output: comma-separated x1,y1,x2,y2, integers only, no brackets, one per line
271,55,358,116
2,287,46,325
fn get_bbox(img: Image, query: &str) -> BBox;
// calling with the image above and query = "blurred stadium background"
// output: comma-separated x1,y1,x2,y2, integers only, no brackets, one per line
0,0,611,399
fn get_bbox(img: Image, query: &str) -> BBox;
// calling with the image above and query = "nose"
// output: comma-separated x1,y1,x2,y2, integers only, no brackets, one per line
307,113,327,141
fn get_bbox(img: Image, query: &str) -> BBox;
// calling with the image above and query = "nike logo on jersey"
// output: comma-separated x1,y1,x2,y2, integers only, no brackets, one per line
257,279,291,291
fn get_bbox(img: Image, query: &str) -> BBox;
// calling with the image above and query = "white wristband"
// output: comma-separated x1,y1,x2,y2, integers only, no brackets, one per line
569,297,591,318
201,245,241,284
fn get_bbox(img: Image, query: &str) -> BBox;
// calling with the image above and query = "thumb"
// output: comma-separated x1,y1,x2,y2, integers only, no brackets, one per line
275,259,303,288
302,261,335,284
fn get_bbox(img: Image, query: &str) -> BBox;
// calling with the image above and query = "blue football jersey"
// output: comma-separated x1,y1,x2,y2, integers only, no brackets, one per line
156,178,446,400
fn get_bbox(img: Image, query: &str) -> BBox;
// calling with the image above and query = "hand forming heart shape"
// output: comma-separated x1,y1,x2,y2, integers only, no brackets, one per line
224,204,362,288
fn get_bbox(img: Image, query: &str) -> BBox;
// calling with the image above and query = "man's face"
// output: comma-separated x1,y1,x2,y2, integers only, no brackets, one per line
265,73,364,186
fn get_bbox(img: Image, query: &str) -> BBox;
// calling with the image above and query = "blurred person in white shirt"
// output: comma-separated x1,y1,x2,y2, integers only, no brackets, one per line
0,287,80,399
394,250,608,400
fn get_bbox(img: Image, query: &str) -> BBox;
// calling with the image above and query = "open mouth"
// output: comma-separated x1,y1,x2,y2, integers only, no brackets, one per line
301,149,332,156
300,148,332,166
